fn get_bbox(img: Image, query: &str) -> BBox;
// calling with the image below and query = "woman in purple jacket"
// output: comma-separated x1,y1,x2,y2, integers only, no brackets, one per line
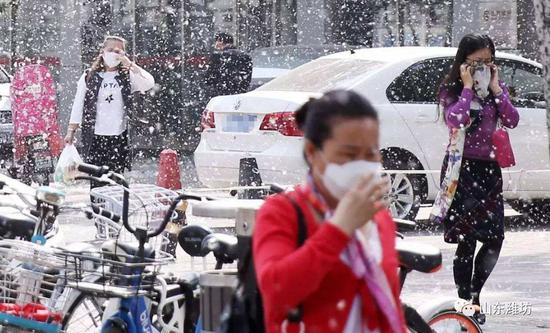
435,34,519,324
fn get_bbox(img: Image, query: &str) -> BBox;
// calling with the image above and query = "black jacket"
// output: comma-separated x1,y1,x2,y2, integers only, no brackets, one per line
206,47,253,96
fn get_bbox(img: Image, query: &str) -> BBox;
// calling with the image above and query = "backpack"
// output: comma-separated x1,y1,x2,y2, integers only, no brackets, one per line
217,196,307,333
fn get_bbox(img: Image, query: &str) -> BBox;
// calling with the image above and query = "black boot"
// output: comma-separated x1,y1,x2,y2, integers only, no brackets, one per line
471,293,486,325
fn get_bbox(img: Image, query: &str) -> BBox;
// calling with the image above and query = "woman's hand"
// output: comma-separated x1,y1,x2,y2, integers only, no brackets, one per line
64,130,75,145
329,174,390,236
118,54,132,67
489,64,503,96
460,64,474,89
64,125,78,144
118,54,139,73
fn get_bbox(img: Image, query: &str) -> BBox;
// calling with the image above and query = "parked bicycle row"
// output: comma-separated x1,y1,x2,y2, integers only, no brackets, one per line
0,159,486,333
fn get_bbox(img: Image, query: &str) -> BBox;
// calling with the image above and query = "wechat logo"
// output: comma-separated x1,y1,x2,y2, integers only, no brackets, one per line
454,299,477,316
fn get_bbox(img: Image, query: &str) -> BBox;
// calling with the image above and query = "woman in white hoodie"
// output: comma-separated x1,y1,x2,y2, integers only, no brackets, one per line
65,35,154,184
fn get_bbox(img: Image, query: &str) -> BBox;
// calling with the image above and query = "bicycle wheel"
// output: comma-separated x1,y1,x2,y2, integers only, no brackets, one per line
428,311,482,333
61,292,107,332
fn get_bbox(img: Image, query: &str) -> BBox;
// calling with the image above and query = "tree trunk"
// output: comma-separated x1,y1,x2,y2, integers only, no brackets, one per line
534,0,550,155
9,0,18,73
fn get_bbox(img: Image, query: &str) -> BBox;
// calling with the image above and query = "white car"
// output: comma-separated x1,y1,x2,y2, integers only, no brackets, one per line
0,66,12,157
194,47,547,221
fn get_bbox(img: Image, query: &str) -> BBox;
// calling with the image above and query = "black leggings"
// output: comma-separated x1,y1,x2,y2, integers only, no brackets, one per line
453,237,503,304
86,132,128,190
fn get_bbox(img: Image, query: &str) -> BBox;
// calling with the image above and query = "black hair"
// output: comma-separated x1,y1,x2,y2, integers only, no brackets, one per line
439,34,496,99
215,32,234,45
295,90,378,148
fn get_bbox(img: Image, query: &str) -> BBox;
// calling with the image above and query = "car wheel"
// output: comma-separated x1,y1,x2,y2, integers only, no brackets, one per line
508,199,550,225
382,154,426,221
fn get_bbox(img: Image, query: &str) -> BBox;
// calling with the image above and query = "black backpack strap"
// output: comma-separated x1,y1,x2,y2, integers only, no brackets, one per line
287,196,307,247
238,194,306,284
236,194,308,329
285,195,307,324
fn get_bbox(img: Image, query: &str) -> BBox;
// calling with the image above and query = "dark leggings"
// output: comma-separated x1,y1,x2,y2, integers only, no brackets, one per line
86,132,128,190
86,132,128,204
453,237,503,305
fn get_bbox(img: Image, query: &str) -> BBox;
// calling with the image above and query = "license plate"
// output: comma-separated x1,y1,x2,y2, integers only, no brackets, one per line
34,156,53,171
222,114,257,133
32,141,47,150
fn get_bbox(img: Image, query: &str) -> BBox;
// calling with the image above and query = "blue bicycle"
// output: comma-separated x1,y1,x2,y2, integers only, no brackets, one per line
65,163,202,333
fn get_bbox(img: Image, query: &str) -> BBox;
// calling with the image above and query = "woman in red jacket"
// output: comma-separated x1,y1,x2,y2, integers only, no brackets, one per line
253,90,406,333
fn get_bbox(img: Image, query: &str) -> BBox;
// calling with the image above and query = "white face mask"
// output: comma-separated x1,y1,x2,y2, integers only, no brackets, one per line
472,64,491,98
103,51,121,68
321,159,383,200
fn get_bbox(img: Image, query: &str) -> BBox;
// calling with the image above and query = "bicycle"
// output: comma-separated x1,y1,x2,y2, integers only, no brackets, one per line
394,219,483,333
0,175,61,244
0,238,78,333
61,163,210,333
0,173,135,333
0,177,103,333
62,174,346,333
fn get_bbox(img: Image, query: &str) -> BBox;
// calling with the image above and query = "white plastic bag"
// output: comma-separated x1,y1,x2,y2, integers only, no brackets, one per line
54,144,83,185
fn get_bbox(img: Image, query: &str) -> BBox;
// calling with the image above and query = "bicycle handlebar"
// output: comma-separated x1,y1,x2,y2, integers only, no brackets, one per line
77,163,110,178
394,218,417,232
76,163,209,242
90,203,121,223
76,163,131,236
269,183,285,194
149,193,204,238
74,175,112,186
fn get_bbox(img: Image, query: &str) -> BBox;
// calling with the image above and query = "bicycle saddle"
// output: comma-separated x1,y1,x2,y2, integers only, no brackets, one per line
395,239,442,273
101,240,155,262
176,272,200,296
394,218,417,232
0,208,37,241
201,233,238,264
178,224,212,257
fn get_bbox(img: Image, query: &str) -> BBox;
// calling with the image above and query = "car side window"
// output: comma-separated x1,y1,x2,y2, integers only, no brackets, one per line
495,60,545,109
387,57,453,103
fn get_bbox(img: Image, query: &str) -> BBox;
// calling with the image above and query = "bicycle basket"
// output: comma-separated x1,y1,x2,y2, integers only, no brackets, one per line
0,239,76,332
63,240,174,299
90,184,180,256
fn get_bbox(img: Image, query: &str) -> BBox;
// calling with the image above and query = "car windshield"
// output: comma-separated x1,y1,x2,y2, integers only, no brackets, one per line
0,68,9,84
257,58,385,92
252,47,345,69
